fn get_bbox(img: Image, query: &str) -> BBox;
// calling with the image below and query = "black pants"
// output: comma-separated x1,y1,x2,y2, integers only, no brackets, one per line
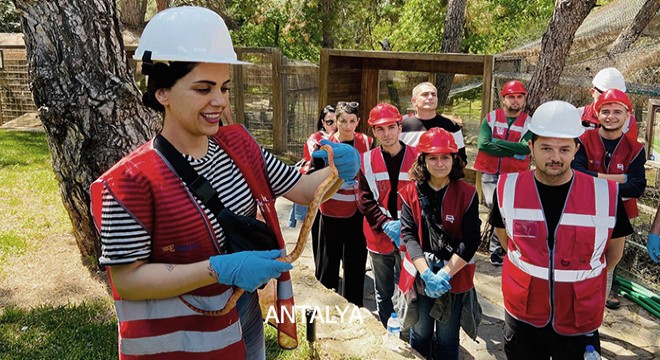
503,312,600,360
314,211,367,307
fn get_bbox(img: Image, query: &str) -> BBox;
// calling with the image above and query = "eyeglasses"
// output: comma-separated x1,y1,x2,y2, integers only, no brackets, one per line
323,120,335,126
337,101,359,110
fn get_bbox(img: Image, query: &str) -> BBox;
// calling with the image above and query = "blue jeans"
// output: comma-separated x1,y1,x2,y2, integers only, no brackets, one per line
409,292,463,360
288,203,308,227
237,291,266,360
481,173,503,256
370,250,402,327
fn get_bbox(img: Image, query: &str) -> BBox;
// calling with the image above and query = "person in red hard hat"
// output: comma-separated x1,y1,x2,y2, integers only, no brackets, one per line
490,100,632,359
356,103,418,327
398,127,482,360
578,67,638,143
572,88,646,310
474,80,532,266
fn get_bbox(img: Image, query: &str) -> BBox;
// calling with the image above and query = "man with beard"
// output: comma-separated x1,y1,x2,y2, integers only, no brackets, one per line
400,82,468,165
490,101,632,359
357,103,418,327
571,88,646,310
473,80,532,266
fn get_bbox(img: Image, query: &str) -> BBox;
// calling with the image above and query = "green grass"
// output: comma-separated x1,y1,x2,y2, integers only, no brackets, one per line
0,129,316,359
0,302,117,359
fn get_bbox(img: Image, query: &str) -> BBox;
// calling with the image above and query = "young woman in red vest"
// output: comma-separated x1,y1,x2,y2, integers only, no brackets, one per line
313,101,373,306
398,128,481,360
89,7,359,359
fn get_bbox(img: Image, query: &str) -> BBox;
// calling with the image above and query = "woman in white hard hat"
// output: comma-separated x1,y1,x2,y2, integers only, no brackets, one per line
398,128,481,360
89,6,359,359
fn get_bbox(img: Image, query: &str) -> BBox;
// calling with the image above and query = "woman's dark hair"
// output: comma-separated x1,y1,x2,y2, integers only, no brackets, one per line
408,153,465,182
141,61,198,112
317,105,336,130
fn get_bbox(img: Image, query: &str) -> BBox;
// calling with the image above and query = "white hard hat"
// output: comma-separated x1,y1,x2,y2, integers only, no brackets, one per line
134,6,248,64
592,67,626,92
529,101,585,139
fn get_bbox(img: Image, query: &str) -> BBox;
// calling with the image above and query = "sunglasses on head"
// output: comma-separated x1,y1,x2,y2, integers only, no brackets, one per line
337,101,359,110
323,119,335,126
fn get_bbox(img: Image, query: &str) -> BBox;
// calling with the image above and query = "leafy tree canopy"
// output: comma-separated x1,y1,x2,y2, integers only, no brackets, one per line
0,1,21,32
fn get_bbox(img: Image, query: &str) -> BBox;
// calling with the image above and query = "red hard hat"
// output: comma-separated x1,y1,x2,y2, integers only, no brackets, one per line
595,88,632,112
368,103,403,127
500,80,527,97
417,128,458,154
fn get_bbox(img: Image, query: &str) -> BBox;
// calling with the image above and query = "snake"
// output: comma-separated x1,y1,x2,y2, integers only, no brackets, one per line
180,144,343,316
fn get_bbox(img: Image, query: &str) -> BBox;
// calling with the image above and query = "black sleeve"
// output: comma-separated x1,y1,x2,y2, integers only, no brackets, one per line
401,201,424,261
611,196,634,238
456,195,481,262
618,148,646,199
488,190,505,228
357,169,390,231
571,140,598,177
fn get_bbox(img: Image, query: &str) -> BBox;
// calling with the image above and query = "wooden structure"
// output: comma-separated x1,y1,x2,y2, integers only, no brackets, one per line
318,49,495,134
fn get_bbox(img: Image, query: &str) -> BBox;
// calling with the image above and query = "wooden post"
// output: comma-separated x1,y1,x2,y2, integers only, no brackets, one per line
475,55,494,204
360,67,379,134
318,48,329,114
272,48,284,154
233,47,245,125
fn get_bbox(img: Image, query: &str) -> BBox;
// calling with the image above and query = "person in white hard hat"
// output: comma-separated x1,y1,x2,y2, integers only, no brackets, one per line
572,89,646,310
89,6,360,359
489,101,632,359
578,67,638,142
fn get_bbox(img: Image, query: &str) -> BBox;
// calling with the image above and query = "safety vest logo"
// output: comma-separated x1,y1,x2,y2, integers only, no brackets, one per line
445,214,455,223
617,163,624,171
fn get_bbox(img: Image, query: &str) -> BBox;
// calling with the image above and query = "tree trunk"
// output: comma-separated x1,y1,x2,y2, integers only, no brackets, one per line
156,0,169,12
322,0,334,48
435,0,467,107
607,0,660,58
12,0,161,270
119,0,147,29
525,0,597,114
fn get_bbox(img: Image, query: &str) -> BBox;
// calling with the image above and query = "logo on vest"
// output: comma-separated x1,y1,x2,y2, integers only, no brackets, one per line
616,163,624,171
445,214,455,223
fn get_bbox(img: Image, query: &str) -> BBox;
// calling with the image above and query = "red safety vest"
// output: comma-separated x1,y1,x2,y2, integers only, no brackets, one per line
580,129,644,218
497,170,617,335
300,131,331,174
580,103,639,142
398,180,477,295
360,145,418,254
474,108,531,175
319,132,373,218
90,125,297,358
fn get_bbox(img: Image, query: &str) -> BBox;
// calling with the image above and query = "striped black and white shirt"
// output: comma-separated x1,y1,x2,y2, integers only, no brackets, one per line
99,138,301,266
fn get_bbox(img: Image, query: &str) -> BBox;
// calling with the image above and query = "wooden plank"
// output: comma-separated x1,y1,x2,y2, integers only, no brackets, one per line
233,47,245,125
327,49,487,63
280,65,318,76
360,58,484,75
318,49,330,114
481,55,494,119
272,48,284,154
359,67,379,134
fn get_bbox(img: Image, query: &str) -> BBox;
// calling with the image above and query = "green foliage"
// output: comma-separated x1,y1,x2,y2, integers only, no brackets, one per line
384,0,447,53
0,0,20,33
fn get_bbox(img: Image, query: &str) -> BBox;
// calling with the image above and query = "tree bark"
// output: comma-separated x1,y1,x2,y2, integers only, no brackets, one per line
156,0,169,12
322,0,334,48
12,0,160,270
525,0,597,114
607,0,660,59
435,0,467,107
119,0,147,29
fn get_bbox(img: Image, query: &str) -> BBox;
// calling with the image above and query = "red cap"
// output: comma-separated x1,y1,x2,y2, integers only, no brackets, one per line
500,80,527,97
368,103,403,127
417,128,458,154
595,88,632,112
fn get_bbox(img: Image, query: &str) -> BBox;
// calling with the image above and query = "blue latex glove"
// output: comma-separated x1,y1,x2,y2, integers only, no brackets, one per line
383,220,401,248
311,139,361,181
209,250,293,292
648,233,660,263
420,268,452,298
513,153,526,160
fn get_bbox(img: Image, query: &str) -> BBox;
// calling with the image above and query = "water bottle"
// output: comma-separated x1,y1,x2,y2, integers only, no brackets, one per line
584,345,601,360
386,312,401,338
